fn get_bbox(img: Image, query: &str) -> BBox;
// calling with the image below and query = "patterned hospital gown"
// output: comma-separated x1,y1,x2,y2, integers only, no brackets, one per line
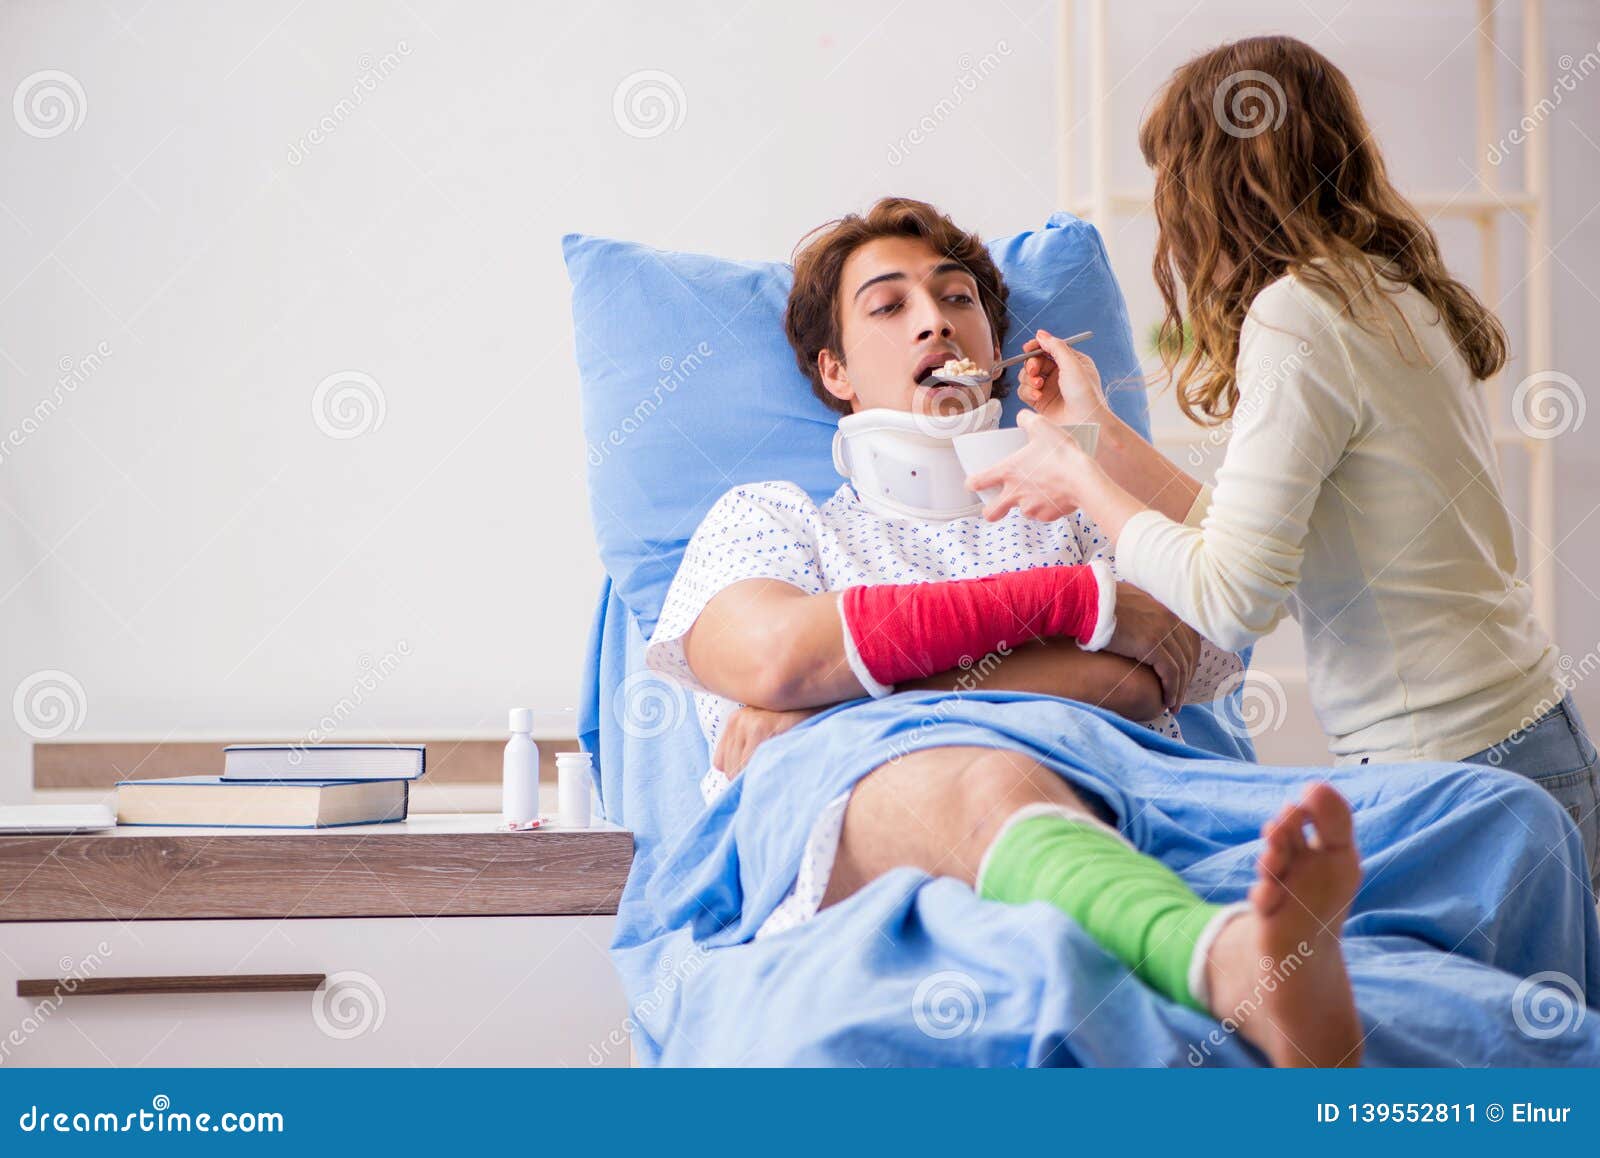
645,480,1241,938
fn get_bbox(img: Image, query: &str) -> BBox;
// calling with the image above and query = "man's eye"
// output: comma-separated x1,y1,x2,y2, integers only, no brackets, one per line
945,293,975,305
870,301,902,317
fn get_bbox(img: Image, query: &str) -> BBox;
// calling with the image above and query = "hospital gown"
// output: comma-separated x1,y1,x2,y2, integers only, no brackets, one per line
645,480,1242,937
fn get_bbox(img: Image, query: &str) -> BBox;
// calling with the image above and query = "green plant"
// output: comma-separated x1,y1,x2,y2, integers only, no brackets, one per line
1145,320,1192,360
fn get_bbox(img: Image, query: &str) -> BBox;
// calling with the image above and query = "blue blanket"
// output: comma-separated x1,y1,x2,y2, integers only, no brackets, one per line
610,689,1600,1066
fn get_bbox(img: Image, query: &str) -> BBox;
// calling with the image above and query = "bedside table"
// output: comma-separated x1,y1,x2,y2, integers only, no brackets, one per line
0,813,634,1067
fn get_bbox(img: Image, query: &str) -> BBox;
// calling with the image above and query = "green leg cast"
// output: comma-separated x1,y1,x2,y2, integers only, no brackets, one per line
977,807,1241,1013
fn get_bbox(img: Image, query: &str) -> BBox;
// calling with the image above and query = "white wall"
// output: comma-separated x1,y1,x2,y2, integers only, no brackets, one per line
2,0,1596,797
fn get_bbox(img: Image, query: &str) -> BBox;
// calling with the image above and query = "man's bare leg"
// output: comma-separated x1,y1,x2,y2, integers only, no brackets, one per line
820,746,1098,904
820,747,1364,1067
1201,782,1365,1067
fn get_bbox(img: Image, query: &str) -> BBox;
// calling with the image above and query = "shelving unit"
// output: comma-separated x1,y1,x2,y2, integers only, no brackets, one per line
1056,0,1555,638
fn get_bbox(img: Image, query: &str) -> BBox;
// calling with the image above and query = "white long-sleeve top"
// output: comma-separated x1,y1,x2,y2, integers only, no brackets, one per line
1118,268,1560,764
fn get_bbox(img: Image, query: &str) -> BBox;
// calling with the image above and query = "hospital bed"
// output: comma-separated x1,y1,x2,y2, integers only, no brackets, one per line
566,216,1600,1066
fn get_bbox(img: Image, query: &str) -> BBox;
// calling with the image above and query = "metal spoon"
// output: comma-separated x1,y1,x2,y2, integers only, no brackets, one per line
927,330,1094,386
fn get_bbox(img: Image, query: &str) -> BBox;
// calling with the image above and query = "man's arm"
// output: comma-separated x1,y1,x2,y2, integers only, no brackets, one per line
684,577,1164,719
682,579,865,710
902,637,1163,719
712,636,1163,777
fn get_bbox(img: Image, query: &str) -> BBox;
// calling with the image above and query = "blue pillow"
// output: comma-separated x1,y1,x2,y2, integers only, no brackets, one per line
564,212,1152,640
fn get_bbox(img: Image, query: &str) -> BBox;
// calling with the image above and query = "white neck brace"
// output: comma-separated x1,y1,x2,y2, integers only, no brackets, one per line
831,399,1000,521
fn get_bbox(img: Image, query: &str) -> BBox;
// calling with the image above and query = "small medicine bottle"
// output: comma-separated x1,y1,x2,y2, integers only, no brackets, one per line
556,751,594,828
502,708,541,827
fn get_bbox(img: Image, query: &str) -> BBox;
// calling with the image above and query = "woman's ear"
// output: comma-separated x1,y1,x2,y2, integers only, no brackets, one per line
818,349,853,406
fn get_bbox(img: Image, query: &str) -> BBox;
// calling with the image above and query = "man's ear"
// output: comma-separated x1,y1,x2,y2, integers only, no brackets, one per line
818,349,853,407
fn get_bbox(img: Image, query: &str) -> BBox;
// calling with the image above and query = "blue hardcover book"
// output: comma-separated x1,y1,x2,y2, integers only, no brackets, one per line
221,744,426,782
115,775,409,828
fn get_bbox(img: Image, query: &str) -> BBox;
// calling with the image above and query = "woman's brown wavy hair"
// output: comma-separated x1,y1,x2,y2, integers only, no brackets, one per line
1139,35,1507,425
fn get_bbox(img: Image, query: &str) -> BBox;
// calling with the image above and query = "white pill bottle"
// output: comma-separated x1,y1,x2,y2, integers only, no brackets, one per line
502,708,541,827
556,750,594,828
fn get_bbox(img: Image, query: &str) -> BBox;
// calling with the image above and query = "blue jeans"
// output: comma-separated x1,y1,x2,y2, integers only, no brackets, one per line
1458,693,1600,893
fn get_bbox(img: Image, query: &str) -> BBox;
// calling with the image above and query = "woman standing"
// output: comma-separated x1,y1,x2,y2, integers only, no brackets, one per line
970,36,1599,886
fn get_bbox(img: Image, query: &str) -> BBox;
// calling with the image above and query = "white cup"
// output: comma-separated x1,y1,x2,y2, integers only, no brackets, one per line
952,422,1099,505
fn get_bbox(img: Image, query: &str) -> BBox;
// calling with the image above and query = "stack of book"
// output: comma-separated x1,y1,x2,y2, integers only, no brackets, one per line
114,744,425,829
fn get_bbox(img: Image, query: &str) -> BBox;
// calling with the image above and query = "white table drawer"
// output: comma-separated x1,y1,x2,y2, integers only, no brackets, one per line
2,916,626,1067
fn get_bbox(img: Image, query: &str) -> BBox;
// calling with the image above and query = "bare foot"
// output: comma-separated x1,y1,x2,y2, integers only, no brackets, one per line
1203,782,1364,1067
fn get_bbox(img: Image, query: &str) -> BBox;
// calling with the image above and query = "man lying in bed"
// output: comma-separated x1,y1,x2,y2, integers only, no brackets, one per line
643,197,1362,1067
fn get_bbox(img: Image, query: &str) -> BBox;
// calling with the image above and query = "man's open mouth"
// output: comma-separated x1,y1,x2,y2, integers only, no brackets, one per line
913,350,961,386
